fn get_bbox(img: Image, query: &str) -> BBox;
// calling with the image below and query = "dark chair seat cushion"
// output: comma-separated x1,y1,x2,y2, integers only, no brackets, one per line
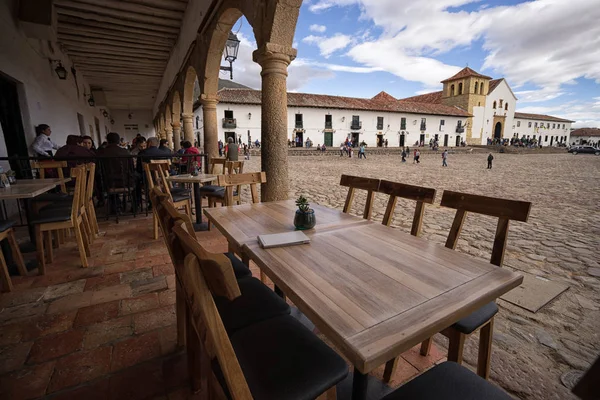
223,252,251,279
214,276,290,335
199,185,224,193
230,315,348,400
39,203,73,213
31,193,72,203
170,187,190,196
172,193,191,203
0,220,15,233
208,189,237,199
382,361,512,400
31,209,72,224
452,302,498,334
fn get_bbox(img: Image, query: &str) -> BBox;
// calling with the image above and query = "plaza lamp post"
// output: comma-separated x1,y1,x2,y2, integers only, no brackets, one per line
219,32,240,80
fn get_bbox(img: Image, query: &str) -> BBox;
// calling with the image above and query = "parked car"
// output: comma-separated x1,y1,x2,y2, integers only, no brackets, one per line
568,146,600,155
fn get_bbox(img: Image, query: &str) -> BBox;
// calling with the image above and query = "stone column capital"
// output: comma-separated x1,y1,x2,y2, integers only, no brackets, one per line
252,42,297,66
171,121,181,129
181,113,194,121
200,95,219,109
165,126,173,133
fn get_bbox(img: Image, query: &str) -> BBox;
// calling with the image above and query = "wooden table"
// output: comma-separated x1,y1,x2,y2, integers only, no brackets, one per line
166,174,217,231
205,200,524,400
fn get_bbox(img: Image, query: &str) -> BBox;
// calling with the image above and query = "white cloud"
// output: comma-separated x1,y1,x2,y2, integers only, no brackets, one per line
514,88,565,103
518,100,600,129
303,33,354,58
309,24,327,33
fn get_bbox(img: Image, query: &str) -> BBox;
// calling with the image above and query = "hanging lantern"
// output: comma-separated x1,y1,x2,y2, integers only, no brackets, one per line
54,62,67,80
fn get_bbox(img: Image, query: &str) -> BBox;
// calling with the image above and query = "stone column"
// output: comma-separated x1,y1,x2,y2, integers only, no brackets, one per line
171,121,181,150
253,43,296,202
182,113,195,145
200,95,219,160
165,125,174,150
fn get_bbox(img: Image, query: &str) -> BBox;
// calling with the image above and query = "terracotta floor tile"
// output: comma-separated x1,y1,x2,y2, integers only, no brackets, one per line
21,311,77,342
110,331,162,372
90,284,132,306
48,346,112,393
130,276,168,296
83,316,133,349
166,274,176,290
120,293,160,316
158,324,178,356
167,386,204,400
108,359,165,400
103,260,137,275
0,322,25,347
162,352,189,390
401,343,446,371
153,263,175,277
0,341,33,374
74,301,120,327
371,356,419,385
133,305,176,334
49,376,110,400
158,289,176,306
0,301,48,325
28,329,84,364
0,286,46,308
46,291,94,315
120,267,153,284
42,279,87,301
134,255,167,268
84,274,121,291
0,360,55,400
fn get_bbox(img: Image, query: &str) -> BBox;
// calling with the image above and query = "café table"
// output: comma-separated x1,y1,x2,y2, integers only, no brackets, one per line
166,173,217,231
204,200,524,400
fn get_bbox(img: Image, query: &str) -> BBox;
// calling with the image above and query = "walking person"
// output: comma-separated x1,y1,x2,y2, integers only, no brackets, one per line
218,139,223,157
358,143,366,159
414,149,421,164
340,144,344,157
487,153,494,169
442,149,448,167
401,148,407,162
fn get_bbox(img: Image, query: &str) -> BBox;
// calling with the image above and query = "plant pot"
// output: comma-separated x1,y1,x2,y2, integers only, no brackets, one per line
294,209,316,230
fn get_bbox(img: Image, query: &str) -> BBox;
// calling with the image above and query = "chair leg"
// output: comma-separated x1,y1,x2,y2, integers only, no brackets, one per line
420,336,434,356
44,230,53,264
52,230,60,249
7,230,27,277
82,212,94,244
447,328,466,364
35,226,46,275
79,221,91,257
383,357,399,383
73,222,89,268
0,249,13,292
57,229,64,246
90,205,100,234
477,318,494,379
317,387,337,400
153,212,159,240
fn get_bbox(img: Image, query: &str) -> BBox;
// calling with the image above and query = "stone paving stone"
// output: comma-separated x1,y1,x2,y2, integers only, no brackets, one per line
153,263,175,277
119,293,160,316
0,301,48,324
103,260,137,275
84,274,121,291
133,305,176,334
48,346,113,393
42,279,87,301
83,316,133,349
21,311,77,342
90,284,133,306
134,255,167,269
46,291,94,315
0,341,33,374
0,360,55,400
0,322,25,347
0,286,46,308
108,358,165,400
28,329,84,364
110,331,162,372
130,276,168,296
119,267,153,284
74,301,120,327
158,289,177,306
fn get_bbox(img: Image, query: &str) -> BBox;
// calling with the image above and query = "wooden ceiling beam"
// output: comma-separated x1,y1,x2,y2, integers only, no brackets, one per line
58,15,177,39
63,46,169,60
56,8,179,34
73,61,165,73
79,68,164,77
66,0,184,19
55,0,181,28
59,34,171,52
121,0,187,12
70,55,166,67
58,26,174,46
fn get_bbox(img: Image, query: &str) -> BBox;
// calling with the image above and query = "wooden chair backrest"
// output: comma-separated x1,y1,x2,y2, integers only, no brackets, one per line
225,161,244,174
339,174,380,220
209,158,227,175
69,166,86,221
172,225,251,399
217,171,266,205
31,160,68,193
378,180,436,236
84,163,96,204
144,162,173,199
440,190,532,266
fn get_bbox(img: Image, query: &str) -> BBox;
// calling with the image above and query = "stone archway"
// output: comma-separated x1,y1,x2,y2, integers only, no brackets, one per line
494,122,502,139
172,91,182,150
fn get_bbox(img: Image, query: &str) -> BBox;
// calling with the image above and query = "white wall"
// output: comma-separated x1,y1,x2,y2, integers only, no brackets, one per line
512,118,571,146
0,0,109,152
570,135,600,145
477,80,516,144
195,103,467,148
108,109,156,143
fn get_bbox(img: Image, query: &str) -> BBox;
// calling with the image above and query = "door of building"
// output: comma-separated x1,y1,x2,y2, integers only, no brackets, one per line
444,134,449,146
434,134,439,143
419,134,425,146
225,132,236,143
351,132,360,146
376,134,384,147
550,136,554,146
455,135,461,146
295,132,303,147
0,74,29,178
324,132,333,147
94,117,101,144
399,134,405,147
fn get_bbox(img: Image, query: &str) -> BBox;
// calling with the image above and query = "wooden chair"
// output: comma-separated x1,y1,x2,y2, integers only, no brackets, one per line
0,222,27,292
216,171,265,206
30,161,68,193
172,221,347,399
85,163,100,236
144,161,191,239
33,166,90,273
378,180,436,235
419,190,531,380
339,174,380,220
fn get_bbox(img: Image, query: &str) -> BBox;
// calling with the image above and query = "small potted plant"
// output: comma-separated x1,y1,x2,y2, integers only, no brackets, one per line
6,170,16,184
294,195,316,230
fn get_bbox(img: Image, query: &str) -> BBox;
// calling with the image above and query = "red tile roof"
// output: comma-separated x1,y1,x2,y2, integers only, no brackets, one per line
513,112,574,123
217,88,471,117
487,78,502,94
441,67,492,83
570,128,600,137
400,91,443,104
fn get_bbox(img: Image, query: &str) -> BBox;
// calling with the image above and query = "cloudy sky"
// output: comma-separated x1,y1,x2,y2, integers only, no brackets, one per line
225,0,600,128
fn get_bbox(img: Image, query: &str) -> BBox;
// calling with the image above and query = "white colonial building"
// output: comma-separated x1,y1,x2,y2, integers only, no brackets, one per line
192,67,574,148
569,128,600,146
